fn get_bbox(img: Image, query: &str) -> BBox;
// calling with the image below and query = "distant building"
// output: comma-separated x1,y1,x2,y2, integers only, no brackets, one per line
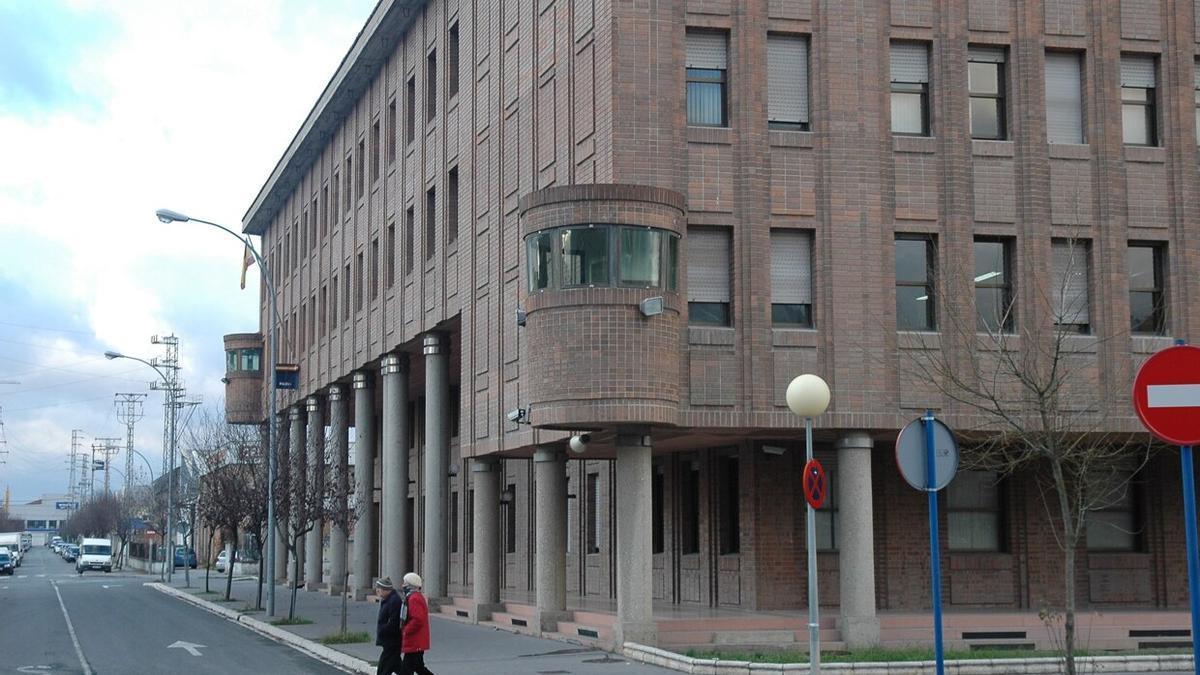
8,494,74,544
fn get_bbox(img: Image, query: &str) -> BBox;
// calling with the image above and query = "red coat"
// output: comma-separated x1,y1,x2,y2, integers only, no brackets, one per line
401,591,431,653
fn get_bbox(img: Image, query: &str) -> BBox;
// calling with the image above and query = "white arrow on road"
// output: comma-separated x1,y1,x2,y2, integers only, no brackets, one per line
168,641,206,657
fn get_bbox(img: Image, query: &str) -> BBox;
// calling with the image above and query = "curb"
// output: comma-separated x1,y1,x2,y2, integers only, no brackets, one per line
146,582,373,674
621,643,1195,674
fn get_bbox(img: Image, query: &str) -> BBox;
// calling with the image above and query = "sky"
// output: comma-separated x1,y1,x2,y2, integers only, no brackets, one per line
0,0,377,503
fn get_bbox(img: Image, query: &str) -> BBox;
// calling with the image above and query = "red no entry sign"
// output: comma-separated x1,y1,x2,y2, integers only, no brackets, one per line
802,458,827,509
1133,344,1200,446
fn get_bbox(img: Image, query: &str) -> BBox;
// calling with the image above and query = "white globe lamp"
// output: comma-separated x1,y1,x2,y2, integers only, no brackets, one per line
785,374,830,418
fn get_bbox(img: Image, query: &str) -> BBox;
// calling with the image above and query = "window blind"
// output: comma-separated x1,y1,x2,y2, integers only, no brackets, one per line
891,42,929,83
686,31,727,70
767,35,810,124
1194,58,1199,89
1052,241,1090,325
770,230,812,304
1045,52,1084,144
968,45,1006,63
1120,55,1156,88
687,228,731,303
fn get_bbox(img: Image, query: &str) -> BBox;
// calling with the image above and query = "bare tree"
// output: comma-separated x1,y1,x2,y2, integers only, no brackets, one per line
0,508,22,532
326,426,357,636
273,420,335,621
902,234,1154,675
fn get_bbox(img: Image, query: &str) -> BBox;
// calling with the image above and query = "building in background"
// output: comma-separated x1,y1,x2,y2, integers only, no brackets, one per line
8,494,74,545
223,0,1200,653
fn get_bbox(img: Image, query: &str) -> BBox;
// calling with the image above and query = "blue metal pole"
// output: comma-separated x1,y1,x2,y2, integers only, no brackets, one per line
1180,445,1200,671
924,410,946,675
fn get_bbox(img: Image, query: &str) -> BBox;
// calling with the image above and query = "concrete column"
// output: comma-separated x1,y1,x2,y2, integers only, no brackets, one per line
534,447,568,631
327,385,349,594
614,428,656,647
471,458,502,622
422,332,450,600
288,406,306,587
837,431,880,648
304,395,325,590
381,353,411,583
274,414,288,583
351,370,376,599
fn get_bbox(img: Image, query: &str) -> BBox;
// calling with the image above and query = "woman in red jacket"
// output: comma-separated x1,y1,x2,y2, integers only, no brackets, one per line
400,572,434,675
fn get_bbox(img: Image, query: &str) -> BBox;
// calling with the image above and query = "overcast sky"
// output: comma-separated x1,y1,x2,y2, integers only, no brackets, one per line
0,0,376,503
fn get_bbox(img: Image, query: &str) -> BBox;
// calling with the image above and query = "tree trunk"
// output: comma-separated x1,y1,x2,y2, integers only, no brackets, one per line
225,526,237,601
289,537,300,621
1051,459,1078,675
340,545,351,635
204,530,215,594
255,547,265,611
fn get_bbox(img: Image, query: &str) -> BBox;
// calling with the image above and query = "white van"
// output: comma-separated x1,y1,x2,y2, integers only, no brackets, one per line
0,534,21,567
76,538,113,573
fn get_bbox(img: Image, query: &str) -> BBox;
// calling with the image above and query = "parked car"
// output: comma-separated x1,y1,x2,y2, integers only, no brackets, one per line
173,546,197,569
214,549,229,572
0,549,12,575
62,544,79,562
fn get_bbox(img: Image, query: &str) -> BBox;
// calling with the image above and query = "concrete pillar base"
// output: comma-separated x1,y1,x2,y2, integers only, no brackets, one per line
841,615,881,648
322,584,345,596
305,582,324,593
472,602,505,624
614,621,658,648
535,609,571,633
350,586,371,601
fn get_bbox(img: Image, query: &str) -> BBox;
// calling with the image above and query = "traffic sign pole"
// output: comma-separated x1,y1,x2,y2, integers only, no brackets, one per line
1180,445,1200,671
924,410,946,675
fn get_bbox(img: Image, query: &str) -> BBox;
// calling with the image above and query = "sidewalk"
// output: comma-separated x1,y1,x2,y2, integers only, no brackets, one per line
157,573,674,675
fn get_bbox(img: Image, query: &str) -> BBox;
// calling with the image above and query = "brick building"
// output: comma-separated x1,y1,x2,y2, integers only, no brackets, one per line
223,0,1200,651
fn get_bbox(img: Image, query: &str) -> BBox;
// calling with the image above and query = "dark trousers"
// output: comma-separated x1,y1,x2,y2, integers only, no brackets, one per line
400,651,434,675
377,645,403,675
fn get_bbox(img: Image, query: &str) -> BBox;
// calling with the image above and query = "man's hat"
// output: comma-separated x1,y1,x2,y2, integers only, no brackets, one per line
375,576,394,590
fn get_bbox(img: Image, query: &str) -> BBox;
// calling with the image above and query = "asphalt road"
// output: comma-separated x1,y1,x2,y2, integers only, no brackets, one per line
0,546,346,674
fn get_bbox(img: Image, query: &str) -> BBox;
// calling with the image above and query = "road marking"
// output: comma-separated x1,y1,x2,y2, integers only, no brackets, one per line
1147,384,1200,408
51,580,93,675
168,641,206,656
36,574,45,578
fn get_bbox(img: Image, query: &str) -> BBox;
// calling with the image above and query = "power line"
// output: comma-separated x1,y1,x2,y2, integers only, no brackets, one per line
0,319,93,335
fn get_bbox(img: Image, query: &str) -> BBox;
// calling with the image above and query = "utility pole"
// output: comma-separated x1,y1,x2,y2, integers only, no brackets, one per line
0,406,8,468
114,394,146,497
151,334,183,582
94,437,122,497
69,430,86,504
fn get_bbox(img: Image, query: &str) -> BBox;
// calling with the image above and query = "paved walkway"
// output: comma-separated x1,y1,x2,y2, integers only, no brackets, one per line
161,572,674,674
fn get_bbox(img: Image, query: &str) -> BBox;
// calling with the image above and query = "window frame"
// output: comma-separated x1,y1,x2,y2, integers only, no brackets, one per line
770,229,814,328
974,237,1015,334
685,30,729,128
1051,239,1092,335
890,41,931,137
894,234,938,332
1085,469,1145,553
946,470,1006,552
968,48,1007,141
766,33,810,131
524,224,681,294
1129,242,1166,335
1121,55,1158,147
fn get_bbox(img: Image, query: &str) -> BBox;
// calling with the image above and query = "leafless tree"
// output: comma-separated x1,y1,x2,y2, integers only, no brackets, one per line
274,421,336,621
0,508,22,532
326,427,356,636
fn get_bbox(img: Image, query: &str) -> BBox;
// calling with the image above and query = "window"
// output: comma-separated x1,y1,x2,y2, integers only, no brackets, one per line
1051,239,1091,334
1129,243,1165,335
426,50,437,123
344,156,353,212
619,228,662,287
769,230,813,326
679,461,700,554
450,490,458,553
330,275,339,328
586,473,600,554
299,303,306,352
666,235,679,292
767,34,810,130
527,231,553,291
1195,58,1200,143
688,227,732,326
815,468,837,551
331,170,340,220
370,237,380,301
1121,55,1157,146
371,120,380,183
386,222,396,288
895,235,937,331
891,41,930,136
226,350,238,372
1086,469,1143,551
968,46,1006,140
425,187,436,261
405,206,415,275
387,99,397,164
447,167,459,245
651,467,664,554
560,226,610,286
974,238,1014,333
448,23,460,99
309,292,317,345
319,285,327,336
1045,51,1084,144
685,31,728,127
242,349,261,371
466,489,474,554
406,76,416,144
718,455,740,555
356,139,366,197
342,263,351,320
355,252,364,311
948,470,1004,551
505,483,517,554
303,208,311,251
320,185,329,238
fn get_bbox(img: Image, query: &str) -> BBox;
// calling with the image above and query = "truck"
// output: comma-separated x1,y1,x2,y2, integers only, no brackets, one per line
0,533,21,567
76,537,113,573
20,533,32,551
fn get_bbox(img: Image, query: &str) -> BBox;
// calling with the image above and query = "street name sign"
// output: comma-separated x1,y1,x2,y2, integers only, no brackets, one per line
1133,344,1200,446
54,501,78,510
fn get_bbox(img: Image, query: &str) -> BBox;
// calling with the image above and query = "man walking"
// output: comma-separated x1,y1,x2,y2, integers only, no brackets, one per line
400,572,434,674
375,577,404,675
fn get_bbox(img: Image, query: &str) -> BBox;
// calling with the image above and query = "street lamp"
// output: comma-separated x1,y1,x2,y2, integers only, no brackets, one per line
785,374,831,675
106,349,178,583
156,207,282,616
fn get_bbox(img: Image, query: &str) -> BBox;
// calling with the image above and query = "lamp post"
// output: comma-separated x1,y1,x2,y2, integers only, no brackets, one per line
155,207,281,616
785,374,831,675
104,350,176,582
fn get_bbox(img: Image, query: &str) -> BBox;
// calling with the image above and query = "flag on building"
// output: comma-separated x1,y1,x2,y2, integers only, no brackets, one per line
239,244,255,290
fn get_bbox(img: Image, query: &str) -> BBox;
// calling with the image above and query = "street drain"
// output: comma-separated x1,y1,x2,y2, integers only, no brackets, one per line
536,671,572,674
518,648,594,658
582,656,625,664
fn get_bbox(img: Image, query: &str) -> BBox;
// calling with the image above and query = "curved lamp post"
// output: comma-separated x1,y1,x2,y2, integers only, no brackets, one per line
155,207,281,615
785,374,831,675
105,349,176,582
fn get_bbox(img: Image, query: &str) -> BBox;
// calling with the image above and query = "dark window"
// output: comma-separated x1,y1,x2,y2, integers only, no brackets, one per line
1051,240,1091,334
1129,243,1166,335
387,99,397,164
319,285,327,336
450,490,459,554
560,226,610,286
448,23,460,99
680,460,700,555
405,206,415,275
425,187,437,261
299,303,306,352
1121,55,1158,146
685,31,728,127
947,470,1004,551
309,292,316,345
320,185,329,238
651,467,664,554
527,231,553,292
585,473,600,554
330,275,338,328
718,455,740,555
505,483,517,554
618,228,662,287
371,120,380,183
356,139,366,197
343,263,351,320
370,237,379,301
331,170,340,221
974,238,1014,333
466,489,474,554
524,225,680,293
344,156,353,212
770,229,813,327
688,227,732,326
406,76,416,144
355,252,364,311
447,167,459,245
1086,469,1143,551
426,50,437,123
968,47,1007,140
1194,58,1200,144
895,235,937,331
386,222,396,288
891,42,930,136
